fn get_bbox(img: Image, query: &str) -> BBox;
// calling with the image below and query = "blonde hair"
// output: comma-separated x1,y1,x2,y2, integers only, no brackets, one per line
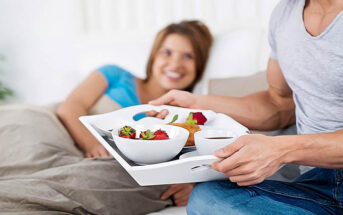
145,20,213,92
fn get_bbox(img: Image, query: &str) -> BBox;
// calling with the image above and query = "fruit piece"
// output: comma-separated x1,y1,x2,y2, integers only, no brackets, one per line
119,126,136,139
186,112,207,125
153,129,169,140
139,129,155,140
169,123,200,146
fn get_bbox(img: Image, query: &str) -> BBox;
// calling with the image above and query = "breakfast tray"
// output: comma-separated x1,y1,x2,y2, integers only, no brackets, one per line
79,104,249,186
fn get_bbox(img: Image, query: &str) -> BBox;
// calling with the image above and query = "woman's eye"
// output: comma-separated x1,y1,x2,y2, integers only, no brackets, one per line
161,49,171,56
183,53,193,60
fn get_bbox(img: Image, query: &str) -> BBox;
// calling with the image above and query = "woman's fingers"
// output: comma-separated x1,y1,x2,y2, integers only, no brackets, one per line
99,147,111,157
84,145,111,158
161,185,181,200
168,183,194,206
173,194,189,206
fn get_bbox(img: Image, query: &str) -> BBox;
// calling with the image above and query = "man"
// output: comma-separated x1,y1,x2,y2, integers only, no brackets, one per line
150,0,343,214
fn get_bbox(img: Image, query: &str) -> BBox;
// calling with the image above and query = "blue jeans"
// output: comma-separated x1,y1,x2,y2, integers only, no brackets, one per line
187,168,343,215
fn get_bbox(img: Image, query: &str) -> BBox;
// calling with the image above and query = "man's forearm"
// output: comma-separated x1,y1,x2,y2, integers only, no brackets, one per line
278,129,343,169
193,91,295,131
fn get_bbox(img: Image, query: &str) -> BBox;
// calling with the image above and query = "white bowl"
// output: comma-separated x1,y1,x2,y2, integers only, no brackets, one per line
194,129,240,155
112,124,189,164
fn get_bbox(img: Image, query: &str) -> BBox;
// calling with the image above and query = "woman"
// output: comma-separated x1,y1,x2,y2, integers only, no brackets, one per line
57,20,213,209
57,20,212,158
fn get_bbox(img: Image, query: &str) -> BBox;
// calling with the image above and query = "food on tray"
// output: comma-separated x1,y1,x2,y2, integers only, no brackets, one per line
139,129,169,140
139,129,155,140
118,111,207,145
119,126,136,139
186,112,207,125
167,112,206,146
169,123,200,146
119,126,169,140
153,129,169,140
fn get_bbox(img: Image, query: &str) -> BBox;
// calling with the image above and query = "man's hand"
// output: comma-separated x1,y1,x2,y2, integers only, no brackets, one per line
84,142,112,158
149,90,197,108
145,109,170,119
161,183,195,206
212,134,286,186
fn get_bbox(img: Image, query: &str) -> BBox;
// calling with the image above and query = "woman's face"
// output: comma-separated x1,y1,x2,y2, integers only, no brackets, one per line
151,33,196,91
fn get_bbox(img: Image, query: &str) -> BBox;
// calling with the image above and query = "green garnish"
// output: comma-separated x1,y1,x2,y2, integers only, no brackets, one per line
169,114,179,123
186,113,197,125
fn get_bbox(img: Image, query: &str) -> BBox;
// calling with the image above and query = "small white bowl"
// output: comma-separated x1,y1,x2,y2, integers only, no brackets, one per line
194,129,240,156
112,124,189,164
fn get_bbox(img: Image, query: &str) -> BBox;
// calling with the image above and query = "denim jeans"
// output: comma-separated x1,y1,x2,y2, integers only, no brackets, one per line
186,168,343,215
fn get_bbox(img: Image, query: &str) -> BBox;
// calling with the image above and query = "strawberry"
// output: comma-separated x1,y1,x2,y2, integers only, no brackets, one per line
186,112,207,125
152,129,169,140
139,129,155,140
119,126,136,139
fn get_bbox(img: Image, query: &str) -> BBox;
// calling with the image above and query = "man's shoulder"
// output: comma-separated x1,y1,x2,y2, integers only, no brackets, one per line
270,0,300,28
273,0,299,13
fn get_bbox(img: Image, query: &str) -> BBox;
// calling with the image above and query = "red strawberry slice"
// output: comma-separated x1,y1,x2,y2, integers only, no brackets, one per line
153,129,169,140
186,112,207,125
119,126,136,139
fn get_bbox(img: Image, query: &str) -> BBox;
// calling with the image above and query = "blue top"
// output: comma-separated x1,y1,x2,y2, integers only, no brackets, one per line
97,65,141,108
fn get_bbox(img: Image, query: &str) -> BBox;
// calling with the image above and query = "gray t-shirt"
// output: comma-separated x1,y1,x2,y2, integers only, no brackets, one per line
269,0,343,135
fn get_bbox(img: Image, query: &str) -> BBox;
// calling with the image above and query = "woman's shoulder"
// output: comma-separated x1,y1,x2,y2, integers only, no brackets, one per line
97,64,132,75
96,64,135,81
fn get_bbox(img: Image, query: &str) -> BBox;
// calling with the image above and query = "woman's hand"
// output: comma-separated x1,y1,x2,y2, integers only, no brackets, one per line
149,90,197,108
84,142,112,158
161,183,195,206
212,134,286,186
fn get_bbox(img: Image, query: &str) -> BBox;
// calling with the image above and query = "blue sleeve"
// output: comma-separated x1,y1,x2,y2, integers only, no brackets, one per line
96,64,140,108
97,64,128,89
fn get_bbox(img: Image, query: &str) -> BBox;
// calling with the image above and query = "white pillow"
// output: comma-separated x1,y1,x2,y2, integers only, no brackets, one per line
194,28,265,94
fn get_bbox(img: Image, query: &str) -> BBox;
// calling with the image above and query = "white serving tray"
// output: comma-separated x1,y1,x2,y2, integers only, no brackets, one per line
79,104,249,186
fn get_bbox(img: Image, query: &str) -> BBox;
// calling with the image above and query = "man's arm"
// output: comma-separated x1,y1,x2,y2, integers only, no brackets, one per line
278,129,343,169
151,58,295,131
212,128,343,186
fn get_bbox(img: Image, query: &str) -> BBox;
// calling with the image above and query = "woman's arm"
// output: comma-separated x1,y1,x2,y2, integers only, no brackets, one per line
56,72,111,157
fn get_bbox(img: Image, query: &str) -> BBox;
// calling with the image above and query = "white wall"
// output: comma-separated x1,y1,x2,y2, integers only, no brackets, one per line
0,0,279,105
0,0,80,104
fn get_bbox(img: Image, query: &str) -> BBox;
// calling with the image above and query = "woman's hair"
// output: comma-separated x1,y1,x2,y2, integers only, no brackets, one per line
145,20,213,92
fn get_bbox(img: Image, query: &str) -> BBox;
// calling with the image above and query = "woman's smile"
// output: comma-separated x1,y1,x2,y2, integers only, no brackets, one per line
163,70,184,82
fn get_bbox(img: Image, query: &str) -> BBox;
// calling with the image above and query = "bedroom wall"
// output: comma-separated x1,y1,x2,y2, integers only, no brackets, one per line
0,0,279,105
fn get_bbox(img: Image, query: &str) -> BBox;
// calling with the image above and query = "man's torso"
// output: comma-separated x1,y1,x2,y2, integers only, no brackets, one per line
271,0,343,134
